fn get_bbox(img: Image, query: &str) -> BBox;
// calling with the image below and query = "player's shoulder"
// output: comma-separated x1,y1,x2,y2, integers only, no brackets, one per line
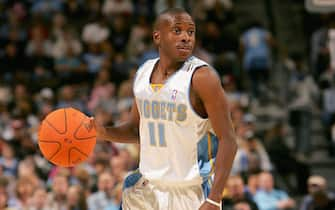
191,59,221,91
186,56,209,68
192,65,220,83
189,56,218,80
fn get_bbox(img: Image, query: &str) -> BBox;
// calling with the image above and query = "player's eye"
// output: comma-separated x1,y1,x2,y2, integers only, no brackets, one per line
173,28,181,34
188,30,195,36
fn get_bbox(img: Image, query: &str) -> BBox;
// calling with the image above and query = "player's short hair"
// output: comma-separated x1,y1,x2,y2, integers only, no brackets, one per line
159,8,188,16
154,8,193,30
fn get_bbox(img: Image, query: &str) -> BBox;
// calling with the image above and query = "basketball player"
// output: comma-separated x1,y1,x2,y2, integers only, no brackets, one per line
93,8,237,210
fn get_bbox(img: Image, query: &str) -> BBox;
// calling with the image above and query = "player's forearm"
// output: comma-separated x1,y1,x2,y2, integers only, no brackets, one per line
99,121,140,144
208,134,237,202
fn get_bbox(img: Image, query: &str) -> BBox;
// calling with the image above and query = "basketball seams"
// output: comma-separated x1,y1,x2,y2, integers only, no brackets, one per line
38,140,61,161
45,108,68,134
73,119,96,140
68,147,89,166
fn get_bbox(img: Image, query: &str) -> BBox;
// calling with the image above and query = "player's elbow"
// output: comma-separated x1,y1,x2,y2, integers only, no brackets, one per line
230,135,238,154
220,132,238,153
229,132,238,153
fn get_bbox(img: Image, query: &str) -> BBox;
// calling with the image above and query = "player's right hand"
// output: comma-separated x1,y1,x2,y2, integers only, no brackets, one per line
89,117,106,141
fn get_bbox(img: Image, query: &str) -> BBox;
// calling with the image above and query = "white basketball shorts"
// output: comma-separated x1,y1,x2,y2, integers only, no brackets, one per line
121,171,211,210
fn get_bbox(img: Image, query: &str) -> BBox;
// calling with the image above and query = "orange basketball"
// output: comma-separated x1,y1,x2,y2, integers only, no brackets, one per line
38,107,96,167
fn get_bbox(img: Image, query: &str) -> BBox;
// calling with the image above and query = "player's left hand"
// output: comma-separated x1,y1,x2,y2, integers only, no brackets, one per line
199,202,221,210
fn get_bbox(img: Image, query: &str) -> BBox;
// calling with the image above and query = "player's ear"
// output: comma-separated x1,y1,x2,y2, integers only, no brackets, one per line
153,31,160,46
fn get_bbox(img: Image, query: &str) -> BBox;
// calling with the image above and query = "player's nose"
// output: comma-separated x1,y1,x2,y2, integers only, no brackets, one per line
181,31,191,43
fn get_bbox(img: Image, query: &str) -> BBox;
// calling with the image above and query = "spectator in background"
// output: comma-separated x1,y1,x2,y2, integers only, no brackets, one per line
201,21,224,55
25,26,54,84
87,155,111,192
45,173,68,210
54,44,85,85
287,53,319,157
246,173,259,196
234,200,254,210
66,185,88,210
102,0,133,17
16,158,40,187
0,176,15,210
222,75,249,107
0,141,18,178
72,167,91,195
109,15,131,53
87,68,116,114
300,175,335,210
310,14,335,80
192,0,233,23
126,15,152,60
222,175,258,210
88,171,116,210
240,20,274,98
30,0,63,19
52,28,82,60
0,4,27,42
254,172,295,210
31,64,57,93
104,182,122,210
265,121,310,194
82,17,109,45
63,0,86,22
50,13,67,41
0,42,26,84
320,77,335,156
132,0,154,18
193,37,214,65
10,176,35,209
8,83,35,118
109,154,128,184
243,131,272,174
29,187,48,210
56,85,87,113
154,0,184,15
81,42,108,78
0,192,14,210
25,25,53,58
232,126,272,177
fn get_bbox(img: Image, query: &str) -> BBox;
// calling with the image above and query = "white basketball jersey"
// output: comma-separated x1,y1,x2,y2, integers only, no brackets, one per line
134,56,219,185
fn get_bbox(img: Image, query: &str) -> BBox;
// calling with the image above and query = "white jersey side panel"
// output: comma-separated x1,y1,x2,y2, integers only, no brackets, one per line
134,56,219,184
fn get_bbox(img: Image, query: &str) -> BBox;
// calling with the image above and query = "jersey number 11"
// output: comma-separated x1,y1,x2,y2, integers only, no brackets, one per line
148,122,166,147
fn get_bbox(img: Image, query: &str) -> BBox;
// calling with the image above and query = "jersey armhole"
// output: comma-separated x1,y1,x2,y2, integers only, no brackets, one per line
187,64,209,120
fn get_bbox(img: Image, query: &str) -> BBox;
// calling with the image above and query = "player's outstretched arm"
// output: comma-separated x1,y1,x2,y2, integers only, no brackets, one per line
93,100,140,144
193,67,238,210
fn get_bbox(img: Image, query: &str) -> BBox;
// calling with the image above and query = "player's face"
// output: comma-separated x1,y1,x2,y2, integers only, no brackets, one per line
158,13,195,61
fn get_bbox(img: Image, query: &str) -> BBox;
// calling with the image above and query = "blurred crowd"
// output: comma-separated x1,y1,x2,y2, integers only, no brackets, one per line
0,0,334,210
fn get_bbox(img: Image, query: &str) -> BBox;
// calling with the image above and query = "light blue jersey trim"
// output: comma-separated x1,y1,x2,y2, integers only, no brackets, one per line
197,133,218,181
198,133,218,198
202,179,211,198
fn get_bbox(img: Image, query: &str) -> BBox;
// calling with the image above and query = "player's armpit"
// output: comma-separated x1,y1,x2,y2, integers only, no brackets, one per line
192,66,237,202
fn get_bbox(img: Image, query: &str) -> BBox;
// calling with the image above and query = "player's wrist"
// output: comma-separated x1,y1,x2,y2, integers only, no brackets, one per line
206,198,221,208
207,193,222,203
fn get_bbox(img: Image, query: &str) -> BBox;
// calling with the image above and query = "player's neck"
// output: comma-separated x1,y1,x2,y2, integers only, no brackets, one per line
158,57,184,77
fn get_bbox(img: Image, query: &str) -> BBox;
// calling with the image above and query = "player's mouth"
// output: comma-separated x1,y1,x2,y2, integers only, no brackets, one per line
176,46,192,53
